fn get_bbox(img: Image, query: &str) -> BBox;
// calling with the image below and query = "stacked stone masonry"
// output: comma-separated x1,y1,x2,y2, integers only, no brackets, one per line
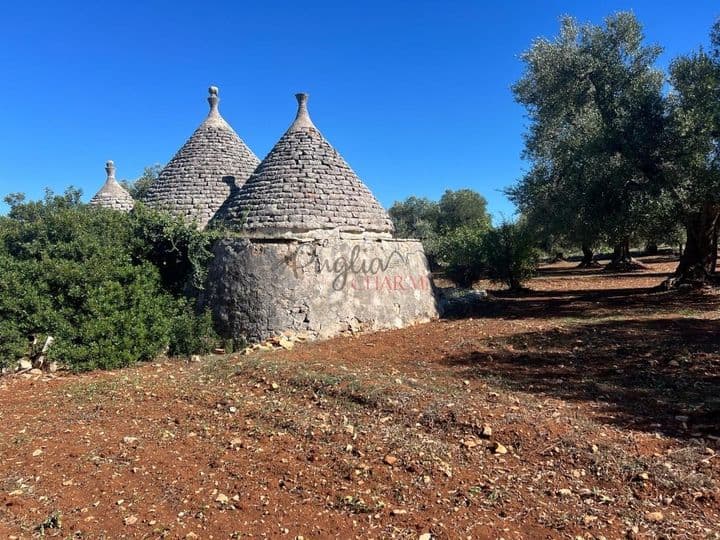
89,161,134,212
213,94,394,238
200,238,439,342
203,93,439,342
142,87,259,229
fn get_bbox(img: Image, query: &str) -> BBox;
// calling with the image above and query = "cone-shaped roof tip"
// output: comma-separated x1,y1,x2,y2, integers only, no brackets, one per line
290,92,315,130
208,85,220,114
90,160,134,212
105,160,116,180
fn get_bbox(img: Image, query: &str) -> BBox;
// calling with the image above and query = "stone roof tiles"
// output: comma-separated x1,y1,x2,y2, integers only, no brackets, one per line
88,161,134,212
142,86,260,229
213,93,394,239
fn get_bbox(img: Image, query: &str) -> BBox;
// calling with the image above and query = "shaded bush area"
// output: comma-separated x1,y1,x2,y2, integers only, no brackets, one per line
0,189,219,371
437,220,539,290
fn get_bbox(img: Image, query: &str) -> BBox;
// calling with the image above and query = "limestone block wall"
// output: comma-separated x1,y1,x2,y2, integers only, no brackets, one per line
200,238,440,342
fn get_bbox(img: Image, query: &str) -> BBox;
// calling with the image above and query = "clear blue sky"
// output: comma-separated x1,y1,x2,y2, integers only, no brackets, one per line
0,1,717,219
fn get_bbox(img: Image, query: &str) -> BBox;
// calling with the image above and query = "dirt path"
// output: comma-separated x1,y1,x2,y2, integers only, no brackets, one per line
1,258,718,539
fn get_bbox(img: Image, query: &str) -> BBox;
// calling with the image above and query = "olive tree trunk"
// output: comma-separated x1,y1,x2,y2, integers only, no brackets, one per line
605,238,645,272
577,243,600,268
664,202,720,288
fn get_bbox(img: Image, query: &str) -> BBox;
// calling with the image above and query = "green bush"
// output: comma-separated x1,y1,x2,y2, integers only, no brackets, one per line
0,189,220,371
437,225,488,287
168,304,218,357
482,221,539,291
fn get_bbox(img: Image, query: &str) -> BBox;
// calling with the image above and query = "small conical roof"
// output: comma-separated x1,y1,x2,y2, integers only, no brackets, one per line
142,86,260,229
213,93,394,239
89,161,134,212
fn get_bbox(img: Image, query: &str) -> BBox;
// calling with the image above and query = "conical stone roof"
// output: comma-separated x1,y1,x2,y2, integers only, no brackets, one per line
142,86,260,229
213,93,394,239
89,161,134,212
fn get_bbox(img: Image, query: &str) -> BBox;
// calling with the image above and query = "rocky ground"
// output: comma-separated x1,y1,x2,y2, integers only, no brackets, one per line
0,257,718,539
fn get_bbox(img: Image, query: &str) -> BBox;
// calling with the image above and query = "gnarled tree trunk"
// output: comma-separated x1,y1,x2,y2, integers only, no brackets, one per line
664,202,720,288
605,238,645,272
577,243,600,268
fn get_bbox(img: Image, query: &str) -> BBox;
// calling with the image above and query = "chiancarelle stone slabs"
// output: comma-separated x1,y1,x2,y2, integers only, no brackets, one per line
142,86,260,229
89,160,135,212
204,93,440,342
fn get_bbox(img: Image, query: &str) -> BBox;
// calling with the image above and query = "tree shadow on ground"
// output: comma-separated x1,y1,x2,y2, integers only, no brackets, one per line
452,287,719,321
444,316,720,439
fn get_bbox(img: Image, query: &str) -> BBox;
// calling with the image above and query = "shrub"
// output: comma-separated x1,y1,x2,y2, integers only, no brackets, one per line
437,224,488,287
0,189,219,371
482,221,539,291
168,303,218,357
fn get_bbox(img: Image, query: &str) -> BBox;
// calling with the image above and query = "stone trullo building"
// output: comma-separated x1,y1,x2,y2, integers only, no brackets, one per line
203,93,439,342
88,160,134,212
142,86,260,229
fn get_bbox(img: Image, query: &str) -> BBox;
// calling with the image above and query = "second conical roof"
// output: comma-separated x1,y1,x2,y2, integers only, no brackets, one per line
89,161,134,212
213,93,394,238
142,86,260,229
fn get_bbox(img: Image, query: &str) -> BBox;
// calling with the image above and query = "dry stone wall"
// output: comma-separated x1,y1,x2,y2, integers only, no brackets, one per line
200,237,440,342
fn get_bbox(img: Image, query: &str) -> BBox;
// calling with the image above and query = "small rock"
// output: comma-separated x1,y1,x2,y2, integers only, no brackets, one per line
215,493,229,504
480,424,493,437
557,488,573,497
278,336,294,350
123,436,138,445
29,368,42,375
384,455,398,465
635,472,649,481
270,382,280,390
124,515,138,525
419,534,432,540
190,355,201,363
229,438,243,449
186,533,199,539
462,438,479,449
583,515,598,525
391,508,407,515
491,442,507,455
646,511,664,522
32,448,43,457
17,358,32,371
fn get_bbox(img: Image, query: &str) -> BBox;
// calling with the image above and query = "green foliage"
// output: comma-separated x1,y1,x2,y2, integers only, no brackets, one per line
388,196,439,240
389,189,491,266
168,303,218,357
511,12,666,253
120,164,161,199
0,189,219,371
437,189,491,233
130,203,220,295
437,225,487,287
482,221,539,291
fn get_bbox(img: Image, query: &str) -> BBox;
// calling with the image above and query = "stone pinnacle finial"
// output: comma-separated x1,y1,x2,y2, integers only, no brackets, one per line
290,92,315,130
208,86,220,114
105,160,116,181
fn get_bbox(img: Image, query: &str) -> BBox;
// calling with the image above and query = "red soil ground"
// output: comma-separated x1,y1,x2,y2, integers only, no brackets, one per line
0,257,718,539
